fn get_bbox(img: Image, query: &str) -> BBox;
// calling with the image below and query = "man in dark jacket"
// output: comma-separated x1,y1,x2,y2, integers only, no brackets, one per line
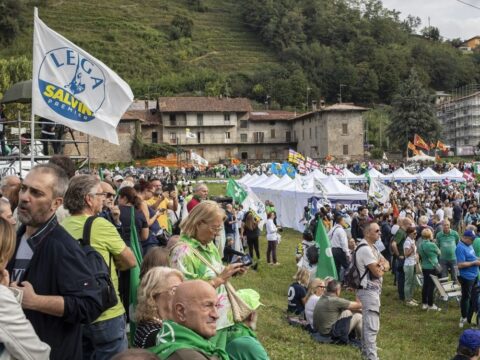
8,164,103,360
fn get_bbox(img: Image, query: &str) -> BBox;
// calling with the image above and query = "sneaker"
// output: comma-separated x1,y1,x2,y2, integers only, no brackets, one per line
273,262,281,266
406,300,418,307
460,317,467,328
428,305,441,312
422,304,428,310
411,299,419,304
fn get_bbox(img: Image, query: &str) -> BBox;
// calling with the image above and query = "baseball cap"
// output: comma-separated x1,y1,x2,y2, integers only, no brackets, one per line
464,230,476,239
459,329,480,350
113,175,124,182
236,289,263,310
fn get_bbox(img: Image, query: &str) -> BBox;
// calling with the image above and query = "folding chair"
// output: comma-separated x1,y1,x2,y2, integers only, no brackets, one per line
430,274,461,310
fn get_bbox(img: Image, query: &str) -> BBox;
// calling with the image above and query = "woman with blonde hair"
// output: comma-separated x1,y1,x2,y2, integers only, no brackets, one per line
133,267,184,348
0,217,51,359
287,268,310,315
304,278,326,328
169,200,246,349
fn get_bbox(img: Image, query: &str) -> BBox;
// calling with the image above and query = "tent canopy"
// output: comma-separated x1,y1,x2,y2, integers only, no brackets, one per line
442,168,465,182
386,167,416,182
417,167,443,181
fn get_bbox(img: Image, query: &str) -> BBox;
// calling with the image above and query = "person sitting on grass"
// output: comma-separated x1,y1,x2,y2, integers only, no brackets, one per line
452,329,480,360
287,268,310,316
304,278,326,330
225,289,269,360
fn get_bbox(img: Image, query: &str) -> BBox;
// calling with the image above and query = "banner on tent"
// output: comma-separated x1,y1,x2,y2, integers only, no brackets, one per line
309,196,366,213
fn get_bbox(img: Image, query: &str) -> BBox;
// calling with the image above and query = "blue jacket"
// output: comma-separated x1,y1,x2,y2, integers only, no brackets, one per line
7,215,103,360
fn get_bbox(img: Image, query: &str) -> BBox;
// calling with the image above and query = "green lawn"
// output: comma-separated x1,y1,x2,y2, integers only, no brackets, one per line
208,182,463,360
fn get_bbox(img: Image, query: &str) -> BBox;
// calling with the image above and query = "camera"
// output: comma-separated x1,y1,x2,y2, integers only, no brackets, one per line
236,254,253,267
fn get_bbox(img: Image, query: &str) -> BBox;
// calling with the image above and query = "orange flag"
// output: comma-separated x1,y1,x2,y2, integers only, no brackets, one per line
414,134,430,151
436,140,447,152
407,141,417,151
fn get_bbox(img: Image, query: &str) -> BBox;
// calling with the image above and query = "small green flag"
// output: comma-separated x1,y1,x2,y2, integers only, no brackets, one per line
129,207,143,336
364,169,371,185
226,178,247,204
315,220,338,280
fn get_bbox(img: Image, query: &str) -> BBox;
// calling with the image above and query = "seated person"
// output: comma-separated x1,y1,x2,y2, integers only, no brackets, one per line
287,268,310,315
452,329,480,360
134,267,184,348
226,289,269,360
304,278,326,329
150,280,228,360
312,280,362,342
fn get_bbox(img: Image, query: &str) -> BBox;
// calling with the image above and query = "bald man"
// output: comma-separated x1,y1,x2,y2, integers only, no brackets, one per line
151,280,228,360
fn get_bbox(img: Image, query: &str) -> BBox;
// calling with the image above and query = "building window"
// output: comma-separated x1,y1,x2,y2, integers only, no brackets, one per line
241,152,248,159
240,133,247,142
342,123,348,135
271,129,276,139
309,128,312,139
315,126,318,139
224,113,230,122
286,131,291,142
240,120,248,128
269,121,276,126
294,130,297,141
197,113,203,126
343,144,349,155
255,149,263,159
302,129,305,140
253,132,264,143
225,131,231,139
152,131,158,144
169,114,176,126
169,132,177,144
197,131,203,144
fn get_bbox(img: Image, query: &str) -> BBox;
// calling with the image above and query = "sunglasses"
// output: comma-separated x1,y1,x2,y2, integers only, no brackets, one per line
105,193,115,199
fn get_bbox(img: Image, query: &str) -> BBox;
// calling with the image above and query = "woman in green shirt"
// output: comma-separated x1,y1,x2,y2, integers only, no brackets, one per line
418,228,441,311
169,200,246,350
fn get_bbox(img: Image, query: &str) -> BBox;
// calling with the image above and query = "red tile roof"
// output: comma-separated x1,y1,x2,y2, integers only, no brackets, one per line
158,97,252,112
249,110,296,121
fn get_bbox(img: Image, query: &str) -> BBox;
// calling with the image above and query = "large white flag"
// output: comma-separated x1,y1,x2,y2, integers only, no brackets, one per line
368,178,392,204
191,151,208,166
32,9,133,144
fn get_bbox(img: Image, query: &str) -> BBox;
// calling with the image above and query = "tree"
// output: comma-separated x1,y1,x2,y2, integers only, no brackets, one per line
169,15,193,40
421,26,441,41
387,68,440,152
0,0,25,44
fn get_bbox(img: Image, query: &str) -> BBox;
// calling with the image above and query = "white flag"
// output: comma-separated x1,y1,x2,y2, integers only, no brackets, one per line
368,178,392,204
185,128,196,139
191,151,208,166
32,9,133,144
241,186,267,229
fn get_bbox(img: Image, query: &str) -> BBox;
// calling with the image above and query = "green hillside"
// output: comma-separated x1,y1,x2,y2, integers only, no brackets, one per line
1,0,280,98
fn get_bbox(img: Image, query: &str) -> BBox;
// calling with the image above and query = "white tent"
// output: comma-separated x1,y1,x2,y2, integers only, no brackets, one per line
407,152,435,162
336,168,365,183
237,173,251,184
240,173,259,186
417,167,443,182
305,169,328,180
442,168,465,182
249,174,279,189
250,174,280,202
319,175,368,201
386,167,417,182
245,173,268,187
368,168,386,179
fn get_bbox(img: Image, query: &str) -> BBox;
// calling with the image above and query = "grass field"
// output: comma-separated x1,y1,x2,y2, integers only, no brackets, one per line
207,182,464,360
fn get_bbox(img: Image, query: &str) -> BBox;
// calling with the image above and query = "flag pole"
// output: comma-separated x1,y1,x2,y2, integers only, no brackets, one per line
30,7,38,167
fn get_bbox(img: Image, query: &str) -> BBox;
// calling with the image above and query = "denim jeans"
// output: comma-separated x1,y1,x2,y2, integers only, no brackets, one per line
396,258,405,300
458,276,476,319
440,259,458,282
403,265,416,301
82,314,128,360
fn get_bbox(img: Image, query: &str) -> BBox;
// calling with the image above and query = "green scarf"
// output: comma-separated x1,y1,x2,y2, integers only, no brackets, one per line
226,323,257,343
150,320,228,360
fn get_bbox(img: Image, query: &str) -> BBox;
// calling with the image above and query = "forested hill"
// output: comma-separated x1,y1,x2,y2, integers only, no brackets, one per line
1,0,479,108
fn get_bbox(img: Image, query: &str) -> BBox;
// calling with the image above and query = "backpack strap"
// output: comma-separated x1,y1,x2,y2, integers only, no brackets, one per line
81,215,113,273
353,243,370,286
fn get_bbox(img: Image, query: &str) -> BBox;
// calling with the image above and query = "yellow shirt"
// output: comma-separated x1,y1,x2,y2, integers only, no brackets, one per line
61,215,126,323
147,196,169,230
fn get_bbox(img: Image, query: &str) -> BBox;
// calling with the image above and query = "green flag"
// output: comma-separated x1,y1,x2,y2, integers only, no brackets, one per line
364,169,371,185
315,220,338,280
226,178,247,204
129,207,143,336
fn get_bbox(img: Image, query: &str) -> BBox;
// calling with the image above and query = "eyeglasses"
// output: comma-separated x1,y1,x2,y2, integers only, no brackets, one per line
374,229,381,233
105,193,115,199
203,222,223,232
316,285,326,289
89,192,107,198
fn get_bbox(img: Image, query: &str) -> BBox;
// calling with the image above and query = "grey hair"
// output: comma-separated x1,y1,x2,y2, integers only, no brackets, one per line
63,175,100,215
30,164,69,198
193,182,207,192
0,175,19,190
0,197,10,215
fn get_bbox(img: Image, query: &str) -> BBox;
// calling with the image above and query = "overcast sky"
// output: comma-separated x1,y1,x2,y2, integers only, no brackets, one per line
381,0,480,40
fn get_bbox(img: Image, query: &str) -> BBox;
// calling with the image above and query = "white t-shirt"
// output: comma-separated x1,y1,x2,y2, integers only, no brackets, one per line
436,208,445,222
403,237,416,266
305,294,320,327
355,240,382,292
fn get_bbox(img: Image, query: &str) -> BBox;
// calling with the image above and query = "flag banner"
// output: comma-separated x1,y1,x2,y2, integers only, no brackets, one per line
305,156,313,169
407,141,416,151
368,178,392,204
311,159,320,170
241,187,267,229
129,207,142,334
297,161,307,174
414,134,430,151
226,178,247,203
310,197,365,214
32,10,133,144
315,219,338,280
270,162,282,175
382,152,388,160
436,140,447,152
364,168,372,184
288,149,298,164
191,151,208,166
281,161,296,177
463,169,475,182
185,128,196,139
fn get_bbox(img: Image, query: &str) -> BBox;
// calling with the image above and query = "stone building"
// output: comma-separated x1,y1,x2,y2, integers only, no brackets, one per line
292,103,367,160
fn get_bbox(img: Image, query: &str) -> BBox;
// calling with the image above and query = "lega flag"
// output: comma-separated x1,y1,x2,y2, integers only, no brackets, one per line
32,10,133,144
368,177,392,204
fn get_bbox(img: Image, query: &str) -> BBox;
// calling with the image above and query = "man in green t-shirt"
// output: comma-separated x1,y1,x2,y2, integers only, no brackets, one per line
226,289,270,360
62,175,136,359
313,280,362,339
391,217,413,301
435,220,460,282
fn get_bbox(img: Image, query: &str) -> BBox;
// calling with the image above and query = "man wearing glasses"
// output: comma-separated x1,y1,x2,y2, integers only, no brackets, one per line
98,181,122,230
355,222,390,360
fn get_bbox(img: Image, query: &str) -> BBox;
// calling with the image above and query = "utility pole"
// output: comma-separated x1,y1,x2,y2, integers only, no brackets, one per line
306,87,311,111
265,95,270,110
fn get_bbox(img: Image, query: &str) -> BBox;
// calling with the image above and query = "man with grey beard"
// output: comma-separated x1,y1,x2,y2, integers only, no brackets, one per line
7,164,103,360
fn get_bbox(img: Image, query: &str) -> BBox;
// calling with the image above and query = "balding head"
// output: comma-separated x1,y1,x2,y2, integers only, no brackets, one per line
171,280,218,339
194,183,208,200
